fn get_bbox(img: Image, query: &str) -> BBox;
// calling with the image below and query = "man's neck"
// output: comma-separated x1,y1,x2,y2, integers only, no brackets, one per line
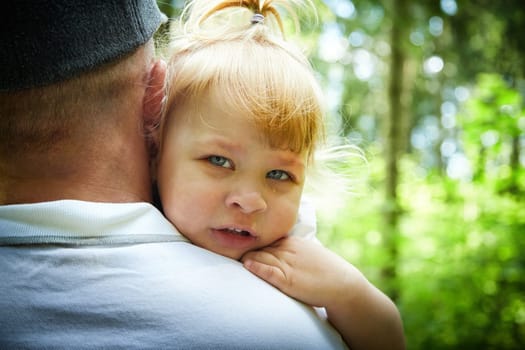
1,180,151,205
0,173,152,205
0,148,152,205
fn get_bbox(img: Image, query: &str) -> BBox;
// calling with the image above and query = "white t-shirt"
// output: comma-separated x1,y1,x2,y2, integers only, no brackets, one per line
0,200,345,349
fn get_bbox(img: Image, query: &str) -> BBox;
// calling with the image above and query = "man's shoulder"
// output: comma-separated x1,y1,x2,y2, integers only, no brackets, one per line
0,242,345,349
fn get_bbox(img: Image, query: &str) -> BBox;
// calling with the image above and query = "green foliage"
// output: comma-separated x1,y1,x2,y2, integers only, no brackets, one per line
318,157,525,350
462,74,522,140
399,180,525,349
458,73,524,194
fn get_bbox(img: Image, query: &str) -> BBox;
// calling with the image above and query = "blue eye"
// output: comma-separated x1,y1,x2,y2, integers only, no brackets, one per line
267,170,290,181
208,155,232,169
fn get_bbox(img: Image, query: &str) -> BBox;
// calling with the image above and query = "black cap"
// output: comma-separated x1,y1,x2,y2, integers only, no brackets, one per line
0,0,167,92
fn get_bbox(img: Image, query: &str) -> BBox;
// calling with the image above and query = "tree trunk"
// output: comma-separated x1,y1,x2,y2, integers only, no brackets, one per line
382,0,408,302
509,134,520,194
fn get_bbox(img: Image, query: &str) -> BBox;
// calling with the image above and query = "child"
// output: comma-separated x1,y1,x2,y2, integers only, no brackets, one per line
154,1,405,349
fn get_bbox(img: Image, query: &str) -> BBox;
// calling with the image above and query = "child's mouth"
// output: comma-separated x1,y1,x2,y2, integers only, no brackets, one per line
221,228,252,237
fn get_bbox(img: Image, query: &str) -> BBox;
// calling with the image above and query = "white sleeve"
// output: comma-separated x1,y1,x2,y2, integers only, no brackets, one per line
288,196,318,241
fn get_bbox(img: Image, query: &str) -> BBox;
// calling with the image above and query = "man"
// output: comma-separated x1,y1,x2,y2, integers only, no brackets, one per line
0,1,346,348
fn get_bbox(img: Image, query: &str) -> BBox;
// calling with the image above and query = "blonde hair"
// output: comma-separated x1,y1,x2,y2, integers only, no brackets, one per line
161,0,323,160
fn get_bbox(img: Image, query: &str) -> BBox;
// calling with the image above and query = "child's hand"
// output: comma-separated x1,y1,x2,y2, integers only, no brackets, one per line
241,236,406,350
241,236,363,308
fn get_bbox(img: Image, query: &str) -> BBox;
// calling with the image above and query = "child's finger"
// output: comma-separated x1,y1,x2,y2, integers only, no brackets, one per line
242,257,288,288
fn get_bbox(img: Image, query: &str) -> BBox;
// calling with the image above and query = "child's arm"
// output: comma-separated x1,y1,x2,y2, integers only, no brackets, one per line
241,236,405,350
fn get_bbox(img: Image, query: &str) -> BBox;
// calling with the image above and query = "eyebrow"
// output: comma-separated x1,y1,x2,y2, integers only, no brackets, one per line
198,135,306,169
271,150,306,170
197,135,242,153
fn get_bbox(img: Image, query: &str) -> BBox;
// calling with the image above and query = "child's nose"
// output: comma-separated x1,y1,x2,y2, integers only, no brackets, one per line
225,191,267,214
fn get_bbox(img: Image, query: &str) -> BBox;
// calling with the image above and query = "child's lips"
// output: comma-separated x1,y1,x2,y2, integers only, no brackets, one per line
210,225,258,251
214,225,257,238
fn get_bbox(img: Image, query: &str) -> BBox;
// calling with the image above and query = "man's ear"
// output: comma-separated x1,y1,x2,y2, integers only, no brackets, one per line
143,59,167,158
143,59,167,132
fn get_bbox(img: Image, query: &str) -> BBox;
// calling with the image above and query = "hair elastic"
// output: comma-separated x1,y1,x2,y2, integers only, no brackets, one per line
251,13,265,25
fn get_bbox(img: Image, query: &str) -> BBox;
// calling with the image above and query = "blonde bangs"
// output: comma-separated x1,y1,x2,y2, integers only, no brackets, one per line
165,38,324,159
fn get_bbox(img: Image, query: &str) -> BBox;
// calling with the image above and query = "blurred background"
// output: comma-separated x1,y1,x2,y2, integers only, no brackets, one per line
158,1,525,349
